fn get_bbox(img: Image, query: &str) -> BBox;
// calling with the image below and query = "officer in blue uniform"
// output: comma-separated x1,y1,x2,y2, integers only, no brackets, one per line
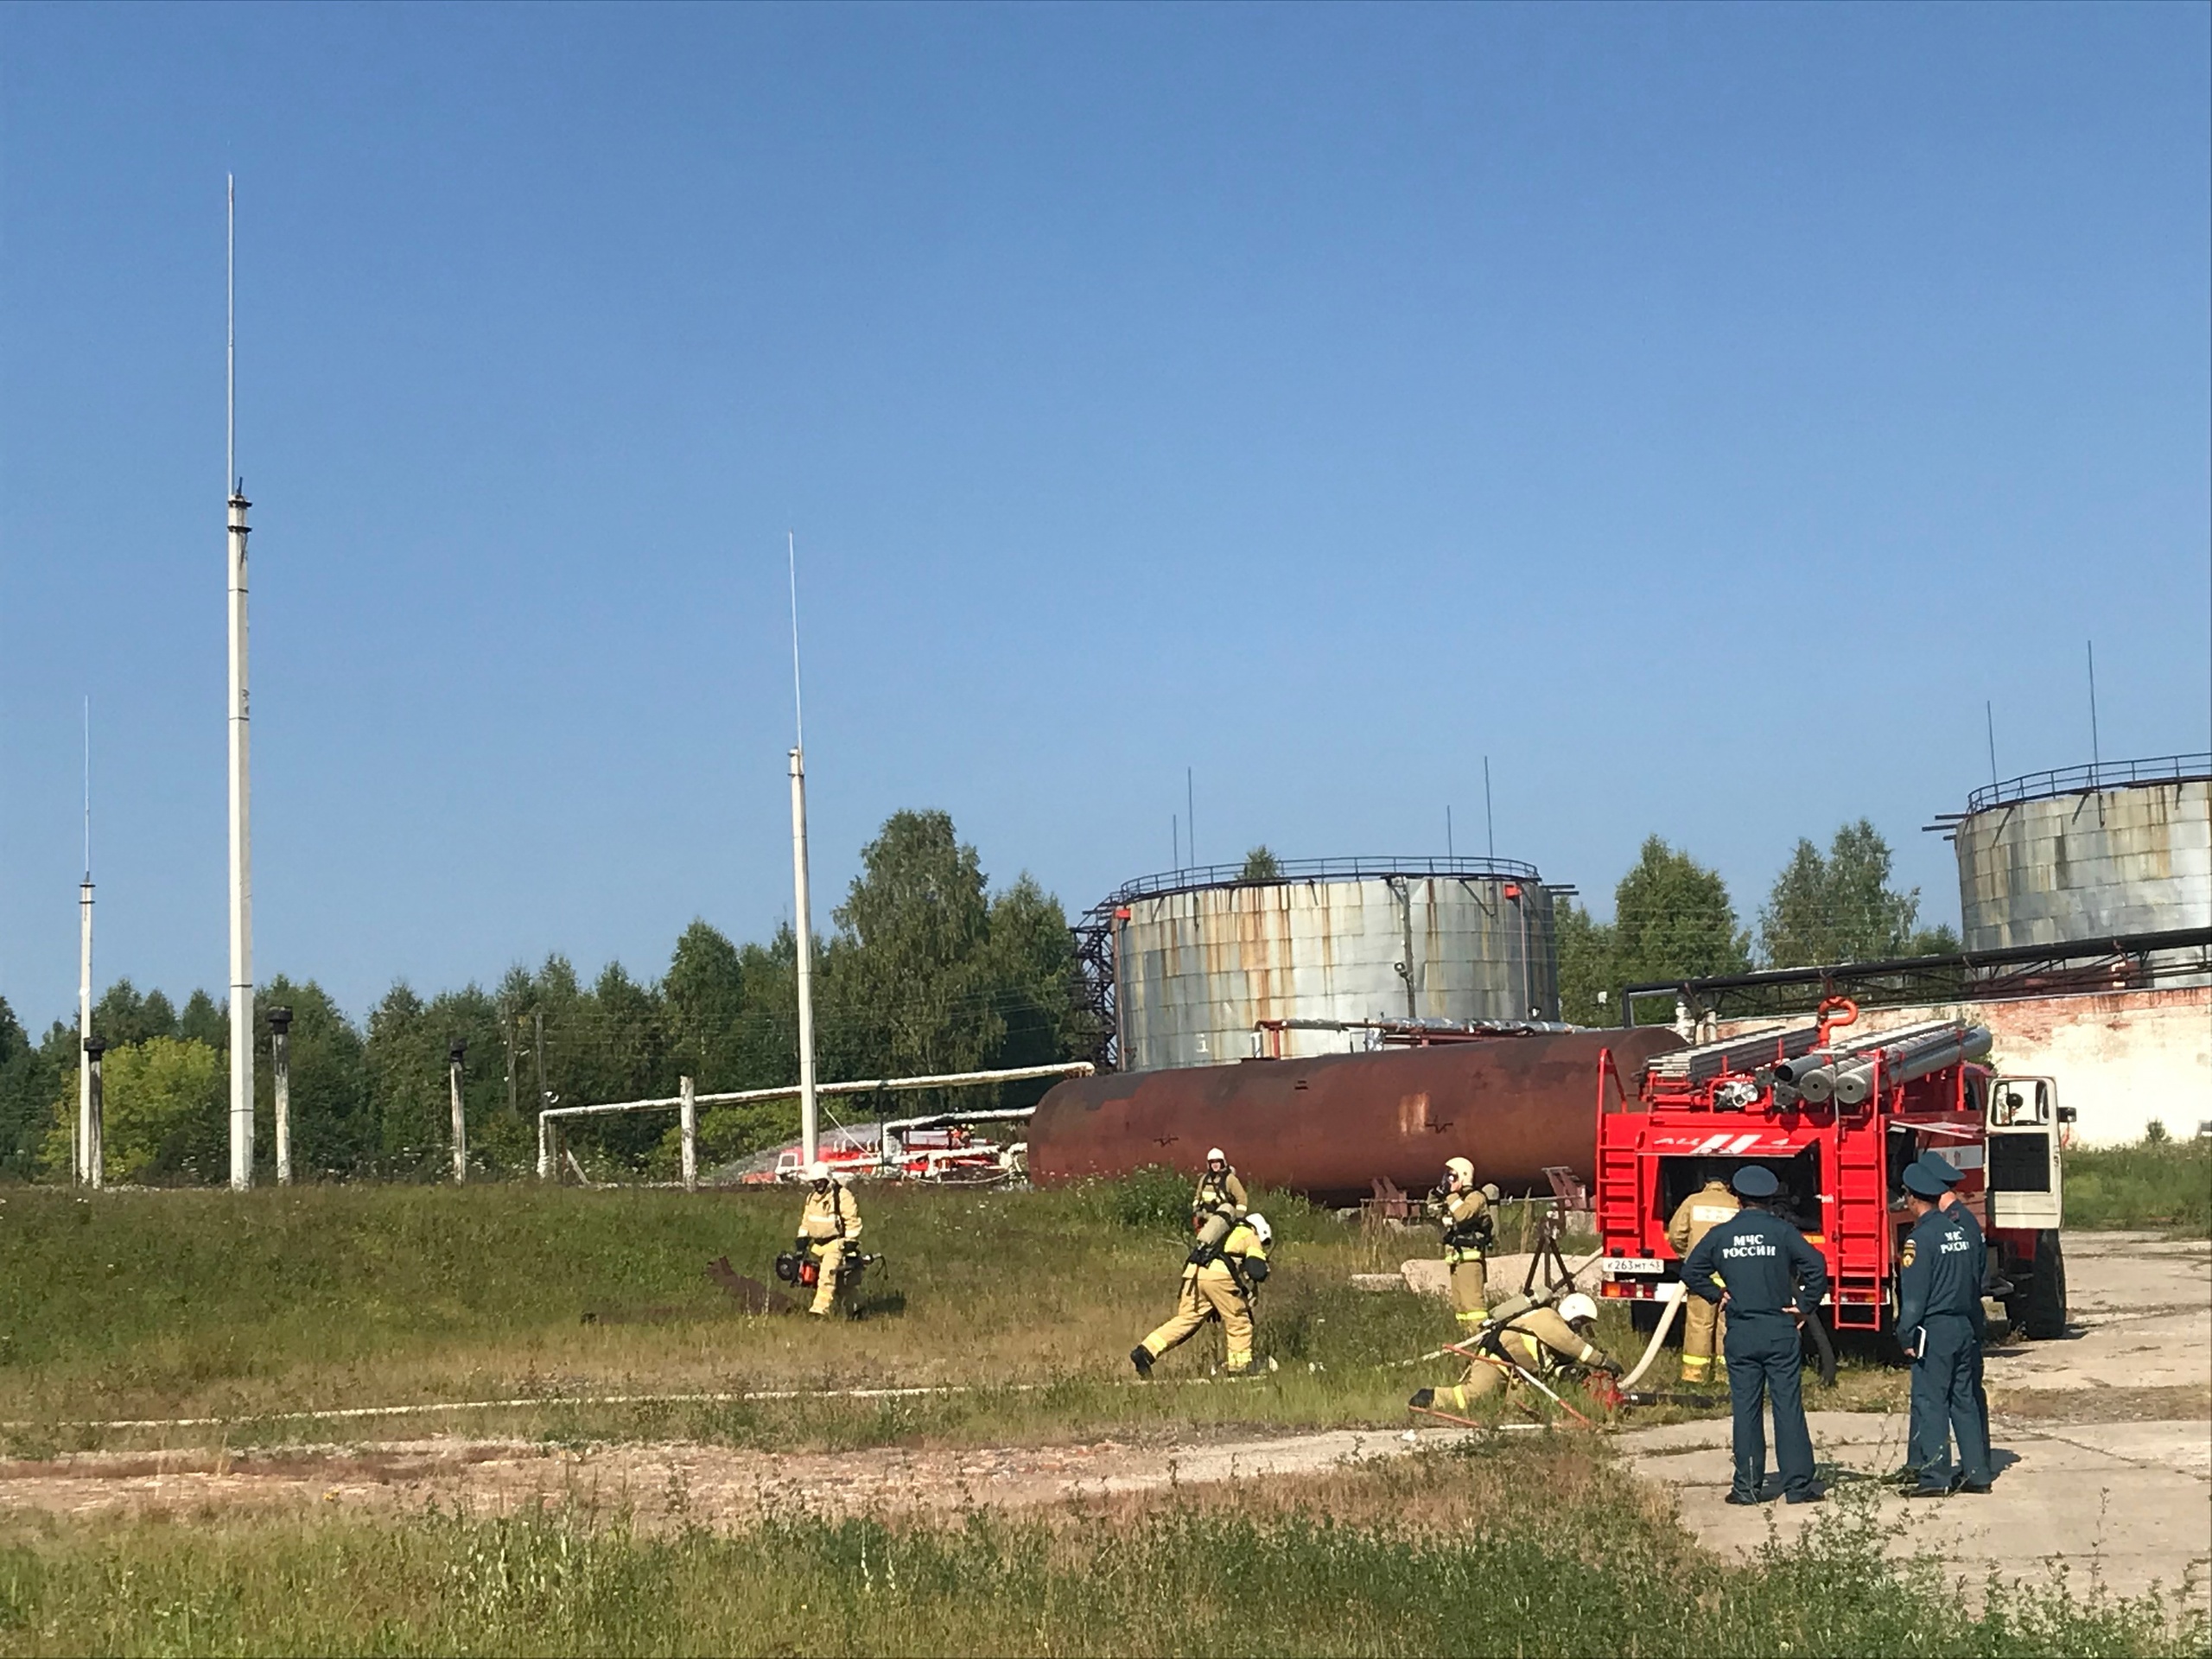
1898,1160,1993,1495
1926,1154,1993,1450
1681,1165,1830,1506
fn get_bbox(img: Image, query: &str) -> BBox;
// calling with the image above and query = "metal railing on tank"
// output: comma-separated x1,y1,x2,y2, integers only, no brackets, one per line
1964,753,2211,816
1104,854,1546,905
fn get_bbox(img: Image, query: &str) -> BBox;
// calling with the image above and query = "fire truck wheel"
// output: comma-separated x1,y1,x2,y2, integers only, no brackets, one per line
2017,1230,2069,1340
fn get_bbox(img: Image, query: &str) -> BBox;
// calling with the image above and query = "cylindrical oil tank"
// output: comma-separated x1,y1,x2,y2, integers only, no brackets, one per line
1110,861,1560,1071
1954,763,2209,950
1028,1027,1685,1201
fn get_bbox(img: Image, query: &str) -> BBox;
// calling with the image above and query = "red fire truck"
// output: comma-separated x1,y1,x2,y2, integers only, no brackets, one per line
1594,1001,2072,1340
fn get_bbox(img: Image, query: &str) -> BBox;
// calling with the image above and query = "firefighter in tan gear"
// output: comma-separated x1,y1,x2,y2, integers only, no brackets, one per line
1666,1168,1740,1384
1435,1157,1497,1328
1133,1213,1271,1377
1194,1159,1247,1238
795,1160,862,1317
1410,1294,1619,1413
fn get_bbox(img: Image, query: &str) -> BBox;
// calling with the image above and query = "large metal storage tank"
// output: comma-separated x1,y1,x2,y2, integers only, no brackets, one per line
1952,759,2210,950
1100,859,1562,1071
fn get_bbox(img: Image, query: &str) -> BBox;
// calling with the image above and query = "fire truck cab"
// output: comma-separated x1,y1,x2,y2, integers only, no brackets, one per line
1595,1008,2071,1341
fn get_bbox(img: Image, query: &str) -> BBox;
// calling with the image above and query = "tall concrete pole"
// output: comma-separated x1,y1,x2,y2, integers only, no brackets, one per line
790,746,819,1165
448,1039,468,1185
77,698,93,1185
82,1039,105,1191
269,1006,293,1185
226,175,256,1190
76,879,93,1185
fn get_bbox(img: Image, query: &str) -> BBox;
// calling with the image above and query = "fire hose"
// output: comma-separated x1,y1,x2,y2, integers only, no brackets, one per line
1607,1281,1836,1392
1616,1281,1688,1390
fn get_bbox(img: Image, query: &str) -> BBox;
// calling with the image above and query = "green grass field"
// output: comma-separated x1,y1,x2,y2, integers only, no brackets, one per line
2063,1135,2212,1235
0,1179,2198,1654
0,1179,1501,1451
0,1439,2197,1658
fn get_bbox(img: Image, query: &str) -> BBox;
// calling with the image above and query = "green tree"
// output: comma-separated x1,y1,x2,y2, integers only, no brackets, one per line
365,983,445,1177
179,988,227,1050
664,921,748,1088
983,874,1077,1094
90,980,177,1047
1612,836,1751,988
1555,899,1617,1027
45,1035,226,1183
0,996,60,1178
1240,846,1283,881
826,810,1004,1088
1758,820,1951,967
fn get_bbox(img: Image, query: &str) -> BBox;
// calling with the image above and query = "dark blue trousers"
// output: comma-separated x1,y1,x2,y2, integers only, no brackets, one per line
1724,1315,1815,1501
1909,1313,1990,1489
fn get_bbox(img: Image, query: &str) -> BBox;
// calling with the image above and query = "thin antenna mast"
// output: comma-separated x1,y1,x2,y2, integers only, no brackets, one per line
226,175,256,1189
2087,640,2101,775
1985,701,1999,790
1483,757,1496,860
787,531,804,751
786,531,819,1164
227,176,235,493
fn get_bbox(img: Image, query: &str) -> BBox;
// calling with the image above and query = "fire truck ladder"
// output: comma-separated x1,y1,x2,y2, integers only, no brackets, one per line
1594,1049,1642,1248
1828,1109,1888,1330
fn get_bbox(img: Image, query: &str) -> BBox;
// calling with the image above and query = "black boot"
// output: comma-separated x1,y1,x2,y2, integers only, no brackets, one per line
1130,1346,1154,1379
1408,1388,1436,1409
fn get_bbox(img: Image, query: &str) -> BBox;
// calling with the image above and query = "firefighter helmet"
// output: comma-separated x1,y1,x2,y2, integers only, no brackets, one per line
1206,1147,1228,1164
1558,1293,1599,1327
1444,1156,1475,1187
804,1160,832,1183
1244,1213,1272,1246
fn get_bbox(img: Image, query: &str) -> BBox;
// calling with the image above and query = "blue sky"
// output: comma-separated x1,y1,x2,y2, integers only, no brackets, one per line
3,3,2207,1028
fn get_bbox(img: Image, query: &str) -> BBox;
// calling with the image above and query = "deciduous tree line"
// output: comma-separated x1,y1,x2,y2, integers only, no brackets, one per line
1555,819,1959,1025
0,810,1078,1185
0,811,1953,1182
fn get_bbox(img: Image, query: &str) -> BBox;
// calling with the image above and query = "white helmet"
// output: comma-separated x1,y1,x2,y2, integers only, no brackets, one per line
1206,1147,1228,1164
804,1160,832,1182
1444,1156,1475,1186
1244,1213,1272,1246
1558,1293,1599,1326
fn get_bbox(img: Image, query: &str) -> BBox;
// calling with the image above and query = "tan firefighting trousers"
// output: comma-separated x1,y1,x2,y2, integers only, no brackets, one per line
1449,1253,1490,1325
1141,1263,1255,1372
1680,1293,1726,1383
808,1239,849,1317
1434,1313,1611,1411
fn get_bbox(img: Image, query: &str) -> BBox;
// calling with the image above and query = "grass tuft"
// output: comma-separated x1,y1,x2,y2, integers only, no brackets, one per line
2063,1137,2211,1236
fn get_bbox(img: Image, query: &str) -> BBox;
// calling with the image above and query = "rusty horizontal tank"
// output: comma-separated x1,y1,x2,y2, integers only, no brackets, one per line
1028,1029,1687,1201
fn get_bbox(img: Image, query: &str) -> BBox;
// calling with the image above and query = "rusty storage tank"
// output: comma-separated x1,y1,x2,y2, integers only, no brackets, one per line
1028,1027,1685,1201
1948,757,2210,950
1096,858,1564,1072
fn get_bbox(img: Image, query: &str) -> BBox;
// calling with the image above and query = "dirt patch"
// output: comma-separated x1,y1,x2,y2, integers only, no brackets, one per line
1991,1384,2212,1424
0,1424,1499,1529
